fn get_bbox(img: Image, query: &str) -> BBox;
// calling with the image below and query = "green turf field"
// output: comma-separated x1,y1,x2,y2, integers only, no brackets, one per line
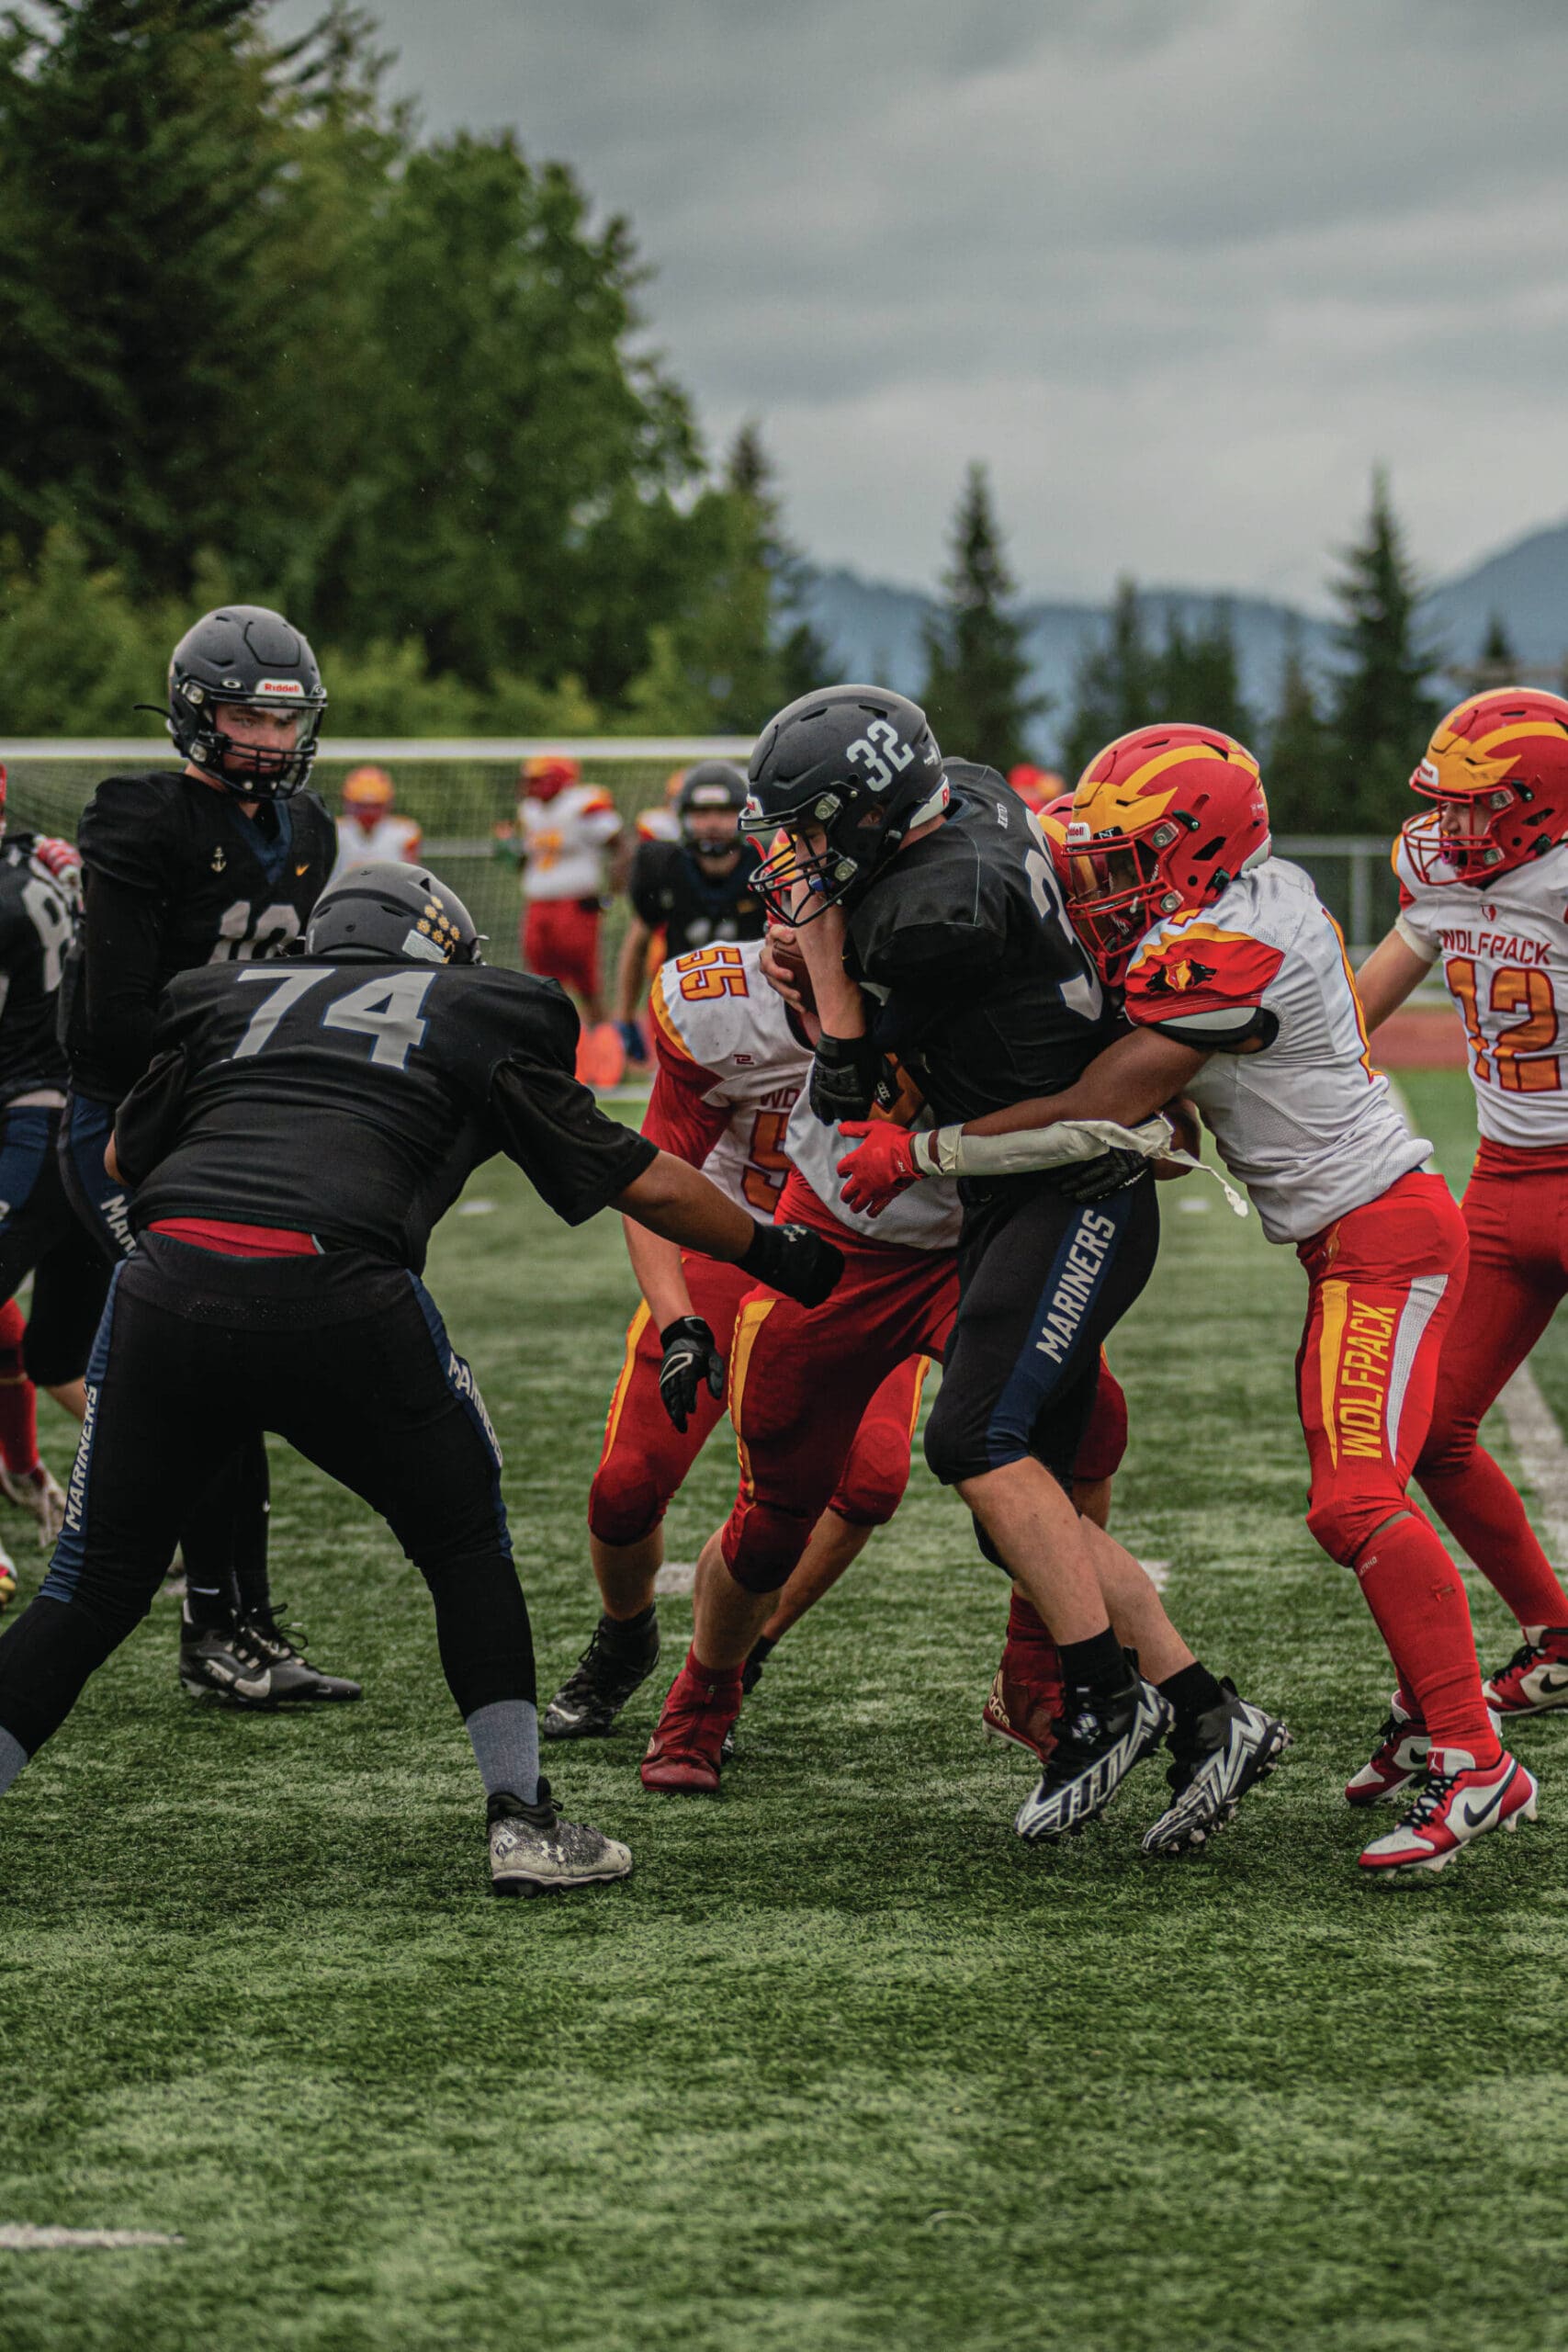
4,1068,1565,2352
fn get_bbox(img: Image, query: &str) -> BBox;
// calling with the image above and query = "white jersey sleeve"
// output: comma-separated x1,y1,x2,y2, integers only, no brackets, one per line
333,812,423,880
1124,859,1429,1244
646,941,810,1212
1393,831,1568,1147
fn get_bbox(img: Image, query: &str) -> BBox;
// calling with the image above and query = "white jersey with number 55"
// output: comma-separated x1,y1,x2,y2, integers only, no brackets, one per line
1394,825,1568,1147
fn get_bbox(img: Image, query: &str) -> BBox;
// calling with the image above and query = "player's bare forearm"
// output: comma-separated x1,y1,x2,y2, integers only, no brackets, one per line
623,1211,694,1329
614,916,653,1026
964,1028,1208,1136
615,1152,756,1262
796,902,864,1037
1355,928,1432,1032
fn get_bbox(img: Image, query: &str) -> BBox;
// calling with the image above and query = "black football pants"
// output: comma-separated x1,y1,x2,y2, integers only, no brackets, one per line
923,1171,1160,1491
0,1236,535,1759
60,1090,273,1622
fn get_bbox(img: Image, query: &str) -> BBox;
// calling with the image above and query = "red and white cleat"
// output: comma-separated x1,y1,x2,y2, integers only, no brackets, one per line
0,1462,65,1549
640,1655,741,1793
1359,1746,1538,1878
1483,1625,1568,1717
1345,1690,1428,1806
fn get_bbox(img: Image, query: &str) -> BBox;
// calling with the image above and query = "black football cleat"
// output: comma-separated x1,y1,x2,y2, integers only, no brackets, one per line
243,1609,363,1702
179,1613,276,1708
1014,1668,1172,1843
488,1781,633,1896
542,1610,660,1740
1141,1679,1292,1856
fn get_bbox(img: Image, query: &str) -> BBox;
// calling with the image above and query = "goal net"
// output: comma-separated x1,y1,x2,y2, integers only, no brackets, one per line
0,737,753,971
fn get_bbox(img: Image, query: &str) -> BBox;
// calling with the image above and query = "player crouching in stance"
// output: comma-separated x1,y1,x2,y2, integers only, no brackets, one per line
1355,688,1568,1759
743,686,1283,1856
850,723,1534,1878
0,864,841,1898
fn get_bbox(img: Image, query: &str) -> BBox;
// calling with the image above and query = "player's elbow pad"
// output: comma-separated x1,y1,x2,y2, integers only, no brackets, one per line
809,1033,890,1125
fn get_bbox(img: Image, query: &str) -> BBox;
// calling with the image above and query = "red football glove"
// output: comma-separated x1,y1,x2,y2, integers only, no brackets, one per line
836,1120,921,1217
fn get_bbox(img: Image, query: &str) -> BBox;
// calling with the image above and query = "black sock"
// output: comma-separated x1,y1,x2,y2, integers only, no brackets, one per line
601,1604,657,1655
1159,1659,1227,1728
1059,1627,1126,1696
742,1634,775,1693
183,1582,232,1634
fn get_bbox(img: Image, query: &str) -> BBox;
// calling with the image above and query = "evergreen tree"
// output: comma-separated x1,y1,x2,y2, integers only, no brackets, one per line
1263,620,1336,830
1062,577,1156,780
1325,469,1441,829
1480,610,1517,671
919,464,1044,768
1155,600,1252,741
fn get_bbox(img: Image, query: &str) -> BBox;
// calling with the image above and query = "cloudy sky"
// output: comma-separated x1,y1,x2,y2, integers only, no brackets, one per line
270,0,1568,606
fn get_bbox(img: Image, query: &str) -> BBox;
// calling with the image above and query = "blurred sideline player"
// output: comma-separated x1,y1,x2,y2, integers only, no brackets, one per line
59,603,359,1706
611,764,766,1067
739,687,1275,1857
1356,687,1568,1740
859,721,1533,1877
545,930,923,1742
512,755,621,1032
634,770,685,847
1007,763,1066,817
0,862,843,1897
332,764,422,878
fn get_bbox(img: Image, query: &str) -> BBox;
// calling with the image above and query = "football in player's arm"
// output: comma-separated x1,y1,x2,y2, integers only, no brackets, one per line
0,862,841,1899
1354,688,1568,1722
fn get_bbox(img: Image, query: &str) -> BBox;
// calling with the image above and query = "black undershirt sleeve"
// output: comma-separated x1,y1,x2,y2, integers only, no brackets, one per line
80,870,170,1097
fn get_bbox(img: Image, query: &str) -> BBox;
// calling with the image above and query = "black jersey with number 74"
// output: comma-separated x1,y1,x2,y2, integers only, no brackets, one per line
118,961,656,1272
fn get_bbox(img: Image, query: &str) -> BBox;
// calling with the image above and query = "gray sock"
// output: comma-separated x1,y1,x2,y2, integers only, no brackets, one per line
465,1701,539,1804
0,1727,29,1796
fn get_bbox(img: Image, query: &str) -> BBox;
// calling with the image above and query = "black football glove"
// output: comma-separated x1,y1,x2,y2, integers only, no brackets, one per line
1051,1148,1149,1204
658,1316,725,1433
739,1219,844,1308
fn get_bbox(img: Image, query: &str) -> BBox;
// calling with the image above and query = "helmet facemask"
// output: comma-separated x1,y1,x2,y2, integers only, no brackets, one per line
175,683,325,799
741,788,897,924
1066,819,1190,982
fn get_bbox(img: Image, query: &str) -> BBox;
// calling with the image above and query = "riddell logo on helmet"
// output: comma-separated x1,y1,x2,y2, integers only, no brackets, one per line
256,679,304,696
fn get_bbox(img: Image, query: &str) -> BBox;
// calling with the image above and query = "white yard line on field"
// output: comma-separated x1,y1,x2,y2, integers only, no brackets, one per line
0,2226,183,2251
1495,1367,1568,1561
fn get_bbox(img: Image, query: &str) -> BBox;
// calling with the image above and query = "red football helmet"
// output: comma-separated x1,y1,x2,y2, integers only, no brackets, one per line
1066,725,1269,980
342,763,395,819
520,754,581,805
1037,790,1076,893
1403,687,1568,887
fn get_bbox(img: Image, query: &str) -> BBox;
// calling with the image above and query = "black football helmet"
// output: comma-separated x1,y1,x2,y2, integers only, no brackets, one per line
304,862,483,966
677,760,746,863
739,684,947,921
166,605,327,799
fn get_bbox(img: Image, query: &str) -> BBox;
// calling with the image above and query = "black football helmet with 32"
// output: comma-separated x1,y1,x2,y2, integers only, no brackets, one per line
739,684,947,922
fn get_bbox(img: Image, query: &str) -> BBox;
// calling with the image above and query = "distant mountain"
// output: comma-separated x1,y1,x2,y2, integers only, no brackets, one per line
798,518,1568,763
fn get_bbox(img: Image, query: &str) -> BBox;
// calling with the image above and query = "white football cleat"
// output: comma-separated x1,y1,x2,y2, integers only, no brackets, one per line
488,1781,633,1896
1345,1691,1428,1806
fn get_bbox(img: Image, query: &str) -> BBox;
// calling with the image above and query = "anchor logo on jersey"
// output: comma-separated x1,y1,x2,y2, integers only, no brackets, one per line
210,847,227,874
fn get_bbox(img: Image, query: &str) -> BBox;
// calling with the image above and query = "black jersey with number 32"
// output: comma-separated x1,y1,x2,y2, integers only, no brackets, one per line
0,835,74,1105
845,763,1119,1124
64,769,336,1100
119,962,657,1272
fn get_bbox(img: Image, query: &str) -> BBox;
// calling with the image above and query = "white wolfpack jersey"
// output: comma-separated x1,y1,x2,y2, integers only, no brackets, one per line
637,805,680,845
785,1085,962,1252
1123,858,1429,1245
519,784,620,902
1393,824,1568,1147
647,941,808,1212
332,811,423,879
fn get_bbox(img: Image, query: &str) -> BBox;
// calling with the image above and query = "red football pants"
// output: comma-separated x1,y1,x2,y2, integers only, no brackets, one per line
1414,1140,1568,1630
1297,1171,1493,1753
523,899,602,1002
722,1218,959,1594
589,1252,928,1550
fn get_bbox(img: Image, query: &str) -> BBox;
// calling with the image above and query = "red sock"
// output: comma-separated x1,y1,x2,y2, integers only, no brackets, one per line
1354,1516,1498,1761
1420,1445,1568,1631
0,1297,38,1477
686,1645,744,1701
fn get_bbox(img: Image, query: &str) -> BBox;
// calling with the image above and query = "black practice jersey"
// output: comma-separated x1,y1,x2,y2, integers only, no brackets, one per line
64,769,336,1102
118,961,657,1272
0,836,73,1106
629,839,766,958
846,763,1119,1124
